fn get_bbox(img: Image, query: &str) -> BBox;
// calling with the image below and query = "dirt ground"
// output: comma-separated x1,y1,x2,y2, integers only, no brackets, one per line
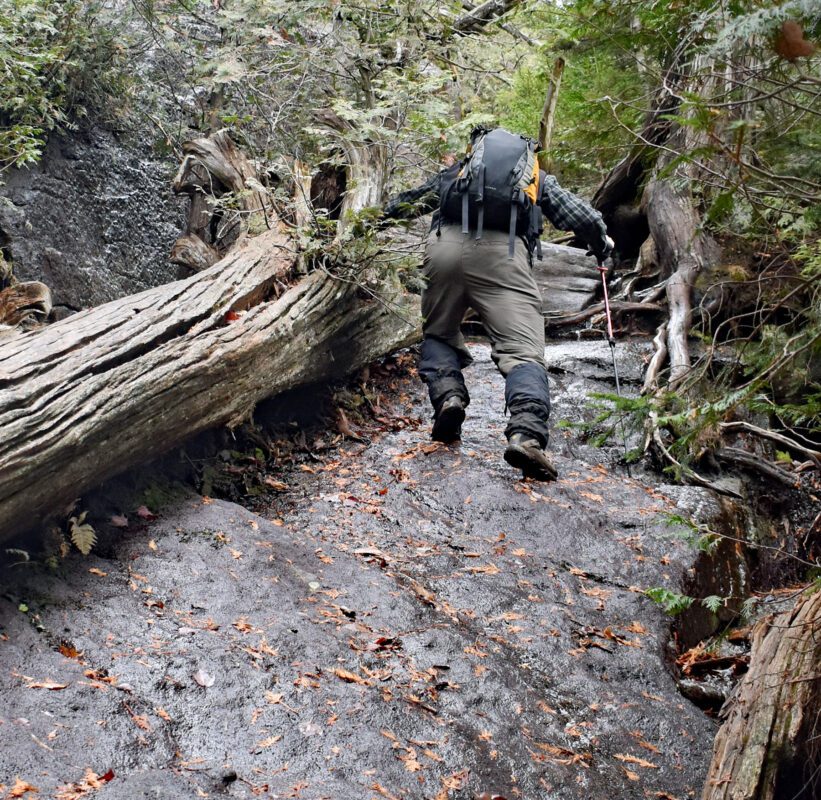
0,341,716,799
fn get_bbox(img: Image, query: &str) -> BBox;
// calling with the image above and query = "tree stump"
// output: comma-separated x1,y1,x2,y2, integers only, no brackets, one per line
702,589,821,800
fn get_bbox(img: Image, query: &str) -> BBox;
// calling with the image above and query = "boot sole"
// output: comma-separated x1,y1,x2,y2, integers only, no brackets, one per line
431,405,465,443
504,444,558,482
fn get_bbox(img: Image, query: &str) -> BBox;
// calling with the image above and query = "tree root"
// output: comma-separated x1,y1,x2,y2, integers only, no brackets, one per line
715,447,799,488
647,411,742,499
720,421,821,470
643,322,668,393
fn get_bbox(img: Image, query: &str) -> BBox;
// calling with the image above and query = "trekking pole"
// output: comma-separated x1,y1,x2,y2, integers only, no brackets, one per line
597,256,631,473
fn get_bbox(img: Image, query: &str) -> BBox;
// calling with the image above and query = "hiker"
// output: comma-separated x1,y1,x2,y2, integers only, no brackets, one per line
382,127,613,481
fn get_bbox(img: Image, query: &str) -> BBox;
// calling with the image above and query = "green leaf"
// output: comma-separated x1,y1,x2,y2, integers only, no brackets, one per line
701,595,724,614
644,587,694,616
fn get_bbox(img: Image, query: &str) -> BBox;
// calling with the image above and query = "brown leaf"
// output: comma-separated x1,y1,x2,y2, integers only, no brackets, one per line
88,568,107,577
135,505,156,520
774,20,815,61
614,753,659,769
109,515,129,528
26,679,68,690
464,563,500,575
330,668,371,685
579,491,603,502
254,734,282,750
123,702,151,731
7,778,38,798
370,784,402,800
58,643,82,661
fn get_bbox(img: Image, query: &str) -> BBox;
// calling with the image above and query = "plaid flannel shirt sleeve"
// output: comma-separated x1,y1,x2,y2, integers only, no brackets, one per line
540,174,609,256
382,172,441,220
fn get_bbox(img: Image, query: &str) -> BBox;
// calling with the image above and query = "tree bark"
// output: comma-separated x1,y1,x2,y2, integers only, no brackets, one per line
702,589,821,800
450,0,524,35
538,56,565,169
171,130,271,272
0,282,52,328
0,228,420,542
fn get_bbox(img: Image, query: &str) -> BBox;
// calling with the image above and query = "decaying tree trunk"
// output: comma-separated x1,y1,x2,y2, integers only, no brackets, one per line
703,589,821,800
0,227,420,542
0,281,52,330
171,130,271,273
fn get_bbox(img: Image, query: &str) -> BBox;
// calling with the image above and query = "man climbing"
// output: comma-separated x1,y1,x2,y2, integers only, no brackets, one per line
382,127,612,481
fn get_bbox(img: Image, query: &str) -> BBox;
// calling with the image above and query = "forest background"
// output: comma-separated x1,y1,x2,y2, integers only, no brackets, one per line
1,0,818,485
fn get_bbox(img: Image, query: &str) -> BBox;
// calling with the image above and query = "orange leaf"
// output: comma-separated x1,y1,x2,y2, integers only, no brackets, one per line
614,753,659,769
330,668,370,685
25,680,68,690
8,778,38,798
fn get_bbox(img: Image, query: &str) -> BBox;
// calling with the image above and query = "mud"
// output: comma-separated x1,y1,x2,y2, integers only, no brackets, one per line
0,341,716,799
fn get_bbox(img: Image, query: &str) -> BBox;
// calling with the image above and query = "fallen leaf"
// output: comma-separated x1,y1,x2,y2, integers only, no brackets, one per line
614,753,659,769
123,702,151,731
579,491,603,502
58,643,82,660
88,568,107,577
7,778,38,798
330,668,371,685
109,515,129,528
135,505,156,520
464,563,501,575
370,784,402,800
25,680,68,690
193,669,215,688
155,707,172,722
255,734,282,750
621,766,640,781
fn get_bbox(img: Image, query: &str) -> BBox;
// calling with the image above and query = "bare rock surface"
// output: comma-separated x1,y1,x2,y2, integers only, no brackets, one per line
0,127,183,312
0,341,714,799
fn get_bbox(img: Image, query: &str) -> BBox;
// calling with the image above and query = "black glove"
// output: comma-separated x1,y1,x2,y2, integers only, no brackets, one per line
587,235,615,263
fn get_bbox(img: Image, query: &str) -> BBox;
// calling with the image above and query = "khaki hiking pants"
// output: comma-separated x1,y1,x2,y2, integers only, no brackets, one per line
422,225,546,373
419,225,552,446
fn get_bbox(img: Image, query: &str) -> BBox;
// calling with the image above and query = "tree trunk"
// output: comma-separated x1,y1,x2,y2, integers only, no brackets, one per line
538,56,565,169
0,228,420,542
702,590,821,800
170,130,271,272
642,173,716,387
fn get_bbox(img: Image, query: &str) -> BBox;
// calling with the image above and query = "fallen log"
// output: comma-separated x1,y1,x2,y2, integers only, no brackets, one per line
702,589,821,800
0,229,420,542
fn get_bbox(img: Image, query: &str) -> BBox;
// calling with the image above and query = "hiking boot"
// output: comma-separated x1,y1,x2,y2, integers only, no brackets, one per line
504,433,558,481
431,396,466,443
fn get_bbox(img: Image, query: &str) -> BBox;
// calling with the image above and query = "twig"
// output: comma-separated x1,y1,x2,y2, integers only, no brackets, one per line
648,411,742,499
719,422,821,469
716,447,800,488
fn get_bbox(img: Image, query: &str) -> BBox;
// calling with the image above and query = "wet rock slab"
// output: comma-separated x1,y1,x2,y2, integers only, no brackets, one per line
0,342,715,799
